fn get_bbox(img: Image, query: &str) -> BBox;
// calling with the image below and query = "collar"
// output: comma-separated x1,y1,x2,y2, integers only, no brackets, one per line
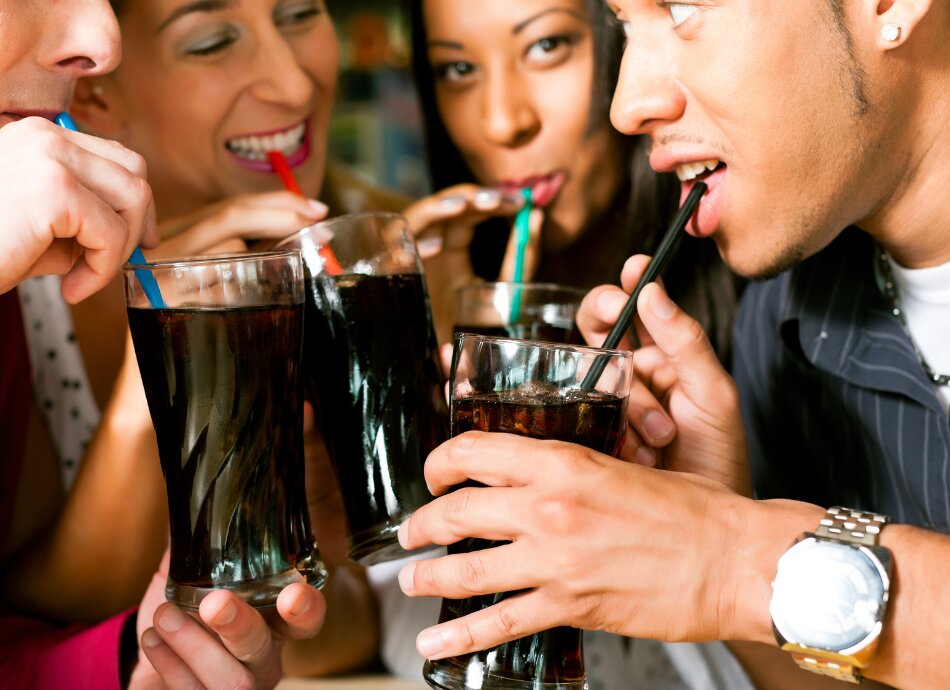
777,227,944,414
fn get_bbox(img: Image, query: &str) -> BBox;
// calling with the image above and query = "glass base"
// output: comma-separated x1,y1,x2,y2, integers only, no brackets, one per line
423,658,588,690
348,522,407,566
167,557,327,611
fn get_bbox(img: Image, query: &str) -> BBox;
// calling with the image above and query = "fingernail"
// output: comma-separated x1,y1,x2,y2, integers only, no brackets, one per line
502,192,526,206
289,592,312,618
418,629,447,658
308,199,328,215
398,562,416,595
157,605,187,633
416,237,444,256
634,444,657,467
643,410,674,442
598,290,628,316
210,599,237,626
647,285,675,320
439,195,466,209
474,189,501,208
398,518,411,549
141,628,163,649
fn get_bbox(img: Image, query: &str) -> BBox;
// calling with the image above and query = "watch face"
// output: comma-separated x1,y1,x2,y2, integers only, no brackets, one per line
771,538,886,652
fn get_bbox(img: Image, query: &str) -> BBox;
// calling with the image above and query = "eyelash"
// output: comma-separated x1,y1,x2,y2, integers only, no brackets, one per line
433,61,476,83
184,29,239,57
526,34,577,57
275,3,322,28
659,2,700,27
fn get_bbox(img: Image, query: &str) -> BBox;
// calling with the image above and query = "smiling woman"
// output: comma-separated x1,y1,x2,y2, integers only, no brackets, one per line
2,0,400,681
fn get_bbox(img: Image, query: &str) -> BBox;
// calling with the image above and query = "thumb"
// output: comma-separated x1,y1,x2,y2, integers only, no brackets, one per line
636,282,728,402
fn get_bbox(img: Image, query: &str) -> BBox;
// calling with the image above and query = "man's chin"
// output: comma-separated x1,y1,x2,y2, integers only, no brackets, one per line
718,240,806,282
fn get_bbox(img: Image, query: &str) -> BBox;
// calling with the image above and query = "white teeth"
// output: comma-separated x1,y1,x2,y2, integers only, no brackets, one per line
226,122,306,159
675,158,722,182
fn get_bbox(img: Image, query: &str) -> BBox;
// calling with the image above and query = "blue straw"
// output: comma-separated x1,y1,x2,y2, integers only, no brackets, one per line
55,113,166,308
509,188,533,323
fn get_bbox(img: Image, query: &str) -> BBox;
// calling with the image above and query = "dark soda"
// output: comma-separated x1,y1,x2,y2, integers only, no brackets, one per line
128,304,323,606
302,272,449,565
424,388,627,690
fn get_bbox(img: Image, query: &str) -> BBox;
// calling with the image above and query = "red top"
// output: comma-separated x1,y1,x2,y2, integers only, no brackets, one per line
1,288,131,690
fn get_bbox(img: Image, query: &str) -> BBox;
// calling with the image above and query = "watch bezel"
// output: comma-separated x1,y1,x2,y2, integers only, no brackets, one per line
771,534,892,659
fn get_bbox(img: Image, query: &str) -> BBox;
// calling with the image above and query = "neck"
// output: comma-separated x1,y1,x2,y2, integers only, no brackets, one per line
862,74,950,269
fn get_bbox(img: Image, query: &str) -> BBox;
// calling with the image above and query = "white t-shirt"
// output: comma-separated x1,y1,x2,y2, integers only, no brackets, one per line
885,254,950,415
368,554,754,690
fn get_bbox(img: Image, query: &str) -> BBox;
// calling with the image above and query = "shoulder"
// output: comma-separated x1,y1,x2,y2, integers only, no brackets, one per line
322,162,411,216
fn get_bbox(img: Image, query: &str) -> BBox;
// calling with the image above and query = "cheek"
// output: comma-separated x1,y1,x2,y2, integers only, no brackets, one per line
437,91,488,170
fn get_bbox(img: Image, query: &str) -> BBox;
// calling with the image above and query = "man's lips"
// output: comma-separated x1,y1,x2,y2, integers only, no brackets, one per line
679,165,727,239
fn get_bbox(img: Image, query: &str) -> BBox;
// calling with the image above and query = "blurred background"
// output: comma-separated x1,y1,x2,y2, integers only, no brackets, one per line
327,1,429,199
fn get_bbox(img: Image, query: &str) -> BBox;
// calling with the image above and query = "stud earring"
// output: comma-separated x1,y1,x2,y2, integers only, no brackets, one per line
881,23,901,42
93,85,105,96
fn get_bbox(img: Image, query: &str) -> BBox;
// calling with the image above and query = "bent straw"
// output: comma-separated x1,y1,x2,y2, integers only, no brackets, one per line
580,181,707,391
55,113,166,308
267,150,343,275
509,187,533,323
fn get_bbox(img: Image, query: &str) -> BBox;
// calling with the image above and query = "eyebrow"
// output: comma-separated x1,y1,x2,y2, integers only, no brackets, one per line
428,7,585,51
512,7,584,34
157,0,233,33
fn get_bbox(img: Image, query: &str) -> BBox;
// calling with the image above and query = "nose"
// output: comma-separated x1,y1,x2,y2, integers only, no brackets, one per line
248,30,317,109
480,64,541,147
610,35,686,137
40,0,122,77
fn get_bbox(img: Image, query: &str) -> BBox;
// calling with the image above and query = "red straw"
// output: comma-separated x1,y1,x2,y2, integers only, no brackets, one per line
268,151,343,275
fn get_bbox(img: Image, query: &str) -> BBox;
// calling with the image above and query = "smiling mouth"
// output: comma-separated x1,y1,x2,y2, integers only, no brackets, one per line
675,159,725,182
225,122,307,162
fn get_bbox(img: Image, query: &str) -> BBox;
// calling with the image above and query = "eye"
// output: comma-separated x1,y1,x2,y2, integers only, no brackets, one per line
434,60,477,84
275,1,321,28
665,3,699,27
524,35,578,65
183,28,239,57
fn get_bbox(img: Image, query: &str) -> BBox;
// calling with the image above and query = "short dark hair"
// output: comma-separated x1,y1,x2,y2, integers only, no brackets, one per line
826,0,869,114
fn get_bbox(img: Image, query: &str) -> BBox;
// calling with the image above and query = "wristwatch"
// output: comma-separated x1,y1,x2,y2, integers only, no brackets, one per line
769,507,893,684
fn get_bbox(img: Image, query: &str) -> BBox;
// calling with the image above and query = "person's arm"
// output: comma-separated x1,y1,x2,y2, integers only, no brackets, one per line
1,338,167,622
0,117,157,302
393,263,950,690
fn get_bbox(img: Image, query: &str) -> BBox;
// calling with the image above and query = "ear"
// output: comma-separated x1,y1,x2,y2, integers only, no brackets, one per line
71,77,128,137
872,0,933,49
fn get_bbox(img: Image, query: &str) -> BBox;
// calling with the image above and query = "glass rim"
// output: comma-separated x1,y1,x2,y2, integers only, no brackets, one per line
453,332,632,360
275,211,408,247
454,281,588,298
121,248,300,273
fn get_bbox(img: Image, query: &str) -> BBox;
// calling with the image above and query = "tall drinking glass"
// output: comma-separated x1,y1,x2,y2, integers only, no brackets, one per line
277,213,449,566
423,334,633,690
124,250,326,610
453,282,587,344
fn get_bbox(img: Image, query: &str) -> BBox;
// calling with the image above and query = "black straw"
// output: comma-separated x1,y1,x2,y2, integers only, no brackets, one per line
580,181,707,391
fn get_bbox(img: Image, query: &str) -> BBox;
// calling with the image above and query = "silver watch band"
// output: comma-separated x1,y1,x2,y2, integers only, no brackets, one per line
816,506,890,547
786,506,892,683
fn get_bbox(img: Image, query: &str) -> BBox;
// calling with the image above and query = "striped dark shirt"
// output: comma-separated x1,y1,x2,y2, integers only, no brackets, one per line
733,228,950,531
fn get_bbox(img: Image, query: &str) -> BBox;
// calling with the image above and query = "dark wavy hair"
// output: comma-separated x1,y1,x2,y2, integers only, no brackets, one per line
405,0,739,360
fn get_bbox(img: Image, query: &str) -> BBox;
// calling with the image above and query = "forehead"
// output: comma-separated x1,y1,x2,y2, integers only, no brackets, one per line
423,0,590,39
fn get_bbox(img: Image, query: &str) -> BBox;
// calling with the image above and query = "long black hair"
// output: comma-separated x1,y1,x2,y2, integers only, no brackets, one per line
405,0,739,361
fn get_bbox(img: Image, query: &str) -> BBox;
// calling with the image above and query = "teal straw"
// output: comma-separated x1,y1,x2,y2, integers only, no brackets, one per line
55,113,166,308
509,188,533,323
